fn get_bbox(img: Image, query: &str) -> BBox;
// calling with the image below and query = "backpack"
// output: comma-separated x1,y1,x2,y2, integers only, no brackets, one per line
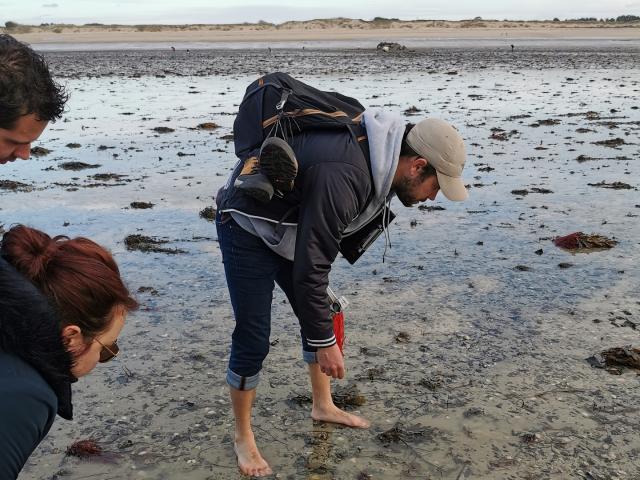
233,72,366,161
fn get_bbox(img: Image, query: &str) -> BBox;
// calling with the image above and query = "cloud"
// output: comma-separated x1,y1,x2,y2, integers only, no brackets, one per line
42,3,58,7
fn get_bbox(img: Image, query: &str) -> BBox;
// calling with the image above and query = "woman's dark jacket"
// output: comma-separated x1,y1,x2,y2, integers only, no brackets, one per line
0,256,74,479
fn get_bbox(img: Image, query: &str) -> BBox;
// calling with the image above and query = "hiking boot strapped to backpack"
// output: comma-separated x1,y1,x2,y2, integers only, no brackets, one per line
235,137,299,202
231,72,366,202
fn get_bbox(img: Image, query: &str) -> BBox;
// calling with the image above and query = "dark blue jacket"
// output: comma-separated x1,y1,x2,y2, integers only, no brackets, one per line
0,257,74,479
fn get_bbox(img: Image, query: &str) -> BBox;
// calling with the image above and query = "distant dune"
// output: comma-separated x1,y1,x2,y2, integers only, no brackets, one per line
4,18,640,44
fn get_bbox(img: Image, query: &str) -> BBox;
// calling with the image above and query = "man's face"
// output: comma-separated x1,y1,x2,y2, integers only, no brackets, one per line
0,113,49,164
394,159,441,207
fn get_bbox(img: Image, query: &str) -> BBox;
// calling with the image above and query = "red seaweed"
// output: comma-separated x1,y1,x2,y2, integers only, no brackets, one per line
66,439,102,458
553,232,617,250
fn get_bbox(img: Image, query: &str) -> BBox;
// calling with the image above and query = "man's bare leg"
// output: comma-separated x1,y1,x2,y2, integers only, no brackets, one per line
308,363,370,428
230,387,273,477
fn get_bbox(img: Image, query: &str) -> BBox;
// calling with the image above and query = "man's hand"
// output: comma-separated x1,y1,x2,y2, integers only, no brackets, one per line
316,344,345,379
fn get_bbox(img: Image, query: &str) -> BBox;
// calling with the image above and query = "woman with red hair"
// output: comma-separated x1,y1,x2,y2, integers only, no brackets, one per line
0,225,137,478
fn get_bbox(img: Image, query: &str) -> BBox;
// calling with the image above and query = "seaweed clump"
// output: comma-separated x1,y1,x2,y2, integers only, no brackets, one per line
124,234,186,254
66,439,102,458
199,206,217,221
553,232,617,250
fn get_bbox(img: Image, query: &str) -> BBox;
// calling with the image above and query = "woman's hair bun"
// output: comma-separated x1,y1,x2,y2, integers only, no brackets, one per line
1,224,137,337
1,224,61,283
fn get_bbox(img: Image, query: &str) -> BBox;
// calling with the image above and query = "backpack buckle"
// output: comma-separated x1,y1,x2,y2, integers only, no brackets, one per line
276,89,292,111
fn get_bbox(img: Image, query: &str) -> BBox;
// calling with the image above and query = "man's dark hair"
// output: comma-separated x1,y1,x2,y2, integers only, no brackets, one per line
0,34,68,129
400,123,437,180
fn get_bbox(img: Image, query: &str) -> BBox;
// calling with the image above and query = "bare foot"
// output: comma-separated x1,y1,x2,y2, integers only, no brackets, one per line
311,404,370,428
234,434,272,477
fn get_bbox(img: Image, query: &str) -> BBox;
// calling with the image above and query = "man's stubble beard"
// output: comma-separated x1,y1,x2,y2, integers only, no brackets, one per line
393,176,417,207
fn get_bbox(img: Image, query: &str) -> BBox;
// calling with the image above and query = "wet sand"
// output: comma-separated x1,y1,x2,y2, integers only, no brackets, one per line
3,45,639,479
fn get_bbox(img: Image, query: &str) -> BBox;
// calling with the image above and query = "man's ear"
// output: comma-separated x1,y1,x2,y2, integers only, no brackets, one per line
61,325,84,352
411,157,428,176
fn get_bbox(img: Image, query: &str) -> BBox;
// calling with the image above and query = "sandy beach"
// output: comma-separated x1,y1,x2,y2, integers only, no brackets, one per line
8,19,640,46
1,31,639,480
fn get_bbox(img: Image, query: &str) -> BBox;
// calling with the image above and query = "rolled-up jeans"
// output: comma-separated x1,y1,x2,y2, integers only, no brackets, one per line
216,212,318,391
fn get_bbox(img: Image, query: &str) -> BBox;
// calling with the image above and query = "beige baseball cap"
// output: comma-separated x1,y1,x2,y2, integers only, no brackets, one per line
406,118,468,201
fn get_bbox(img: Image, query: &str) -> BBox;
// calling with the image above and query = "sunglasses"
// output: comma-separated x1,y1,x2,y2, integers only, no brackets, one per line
94,338,119,363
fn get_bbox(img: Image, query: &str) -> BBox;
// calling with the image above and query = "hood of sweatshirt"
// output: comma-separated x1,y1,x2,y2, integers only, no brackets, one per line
344,108,404,235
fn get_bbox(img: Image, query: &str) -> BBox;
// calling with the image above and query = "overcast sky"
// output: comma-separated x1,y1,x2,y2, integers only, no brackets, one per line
1,0,638,25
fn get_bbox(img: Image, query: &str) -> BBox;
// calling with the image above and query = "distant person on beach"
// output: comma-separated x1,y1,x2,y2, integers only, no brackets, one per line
0,34,66,165
0,225,138,479
216,73,468,476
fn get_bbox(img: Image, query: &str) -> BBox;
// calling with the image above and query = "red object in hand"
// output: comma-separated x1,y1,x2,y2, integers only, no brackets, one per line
333,311,345,354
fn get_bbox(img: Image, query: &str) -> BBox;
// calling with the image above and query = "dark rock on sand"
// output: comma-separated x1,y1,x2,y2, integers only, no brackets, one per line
506,114,532,121
530,187,553,194
0,180,31,192
403,106,421,116
59,161,101,171
587,181,633,190
593,138,627,148
376,42,406,52
91,173,128,181
137,286,159,296
130,201,155,209
529,119,561,127
489,128,518,141
418,205,446,211
30,146,51,157
332,384,366,409
152,126,175,133
394,331,411,343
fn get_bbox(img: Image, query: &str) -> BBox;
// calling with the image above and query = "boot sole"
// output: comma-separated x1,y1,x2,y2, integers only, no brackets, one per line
235,174,274,203
260,137,298,192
